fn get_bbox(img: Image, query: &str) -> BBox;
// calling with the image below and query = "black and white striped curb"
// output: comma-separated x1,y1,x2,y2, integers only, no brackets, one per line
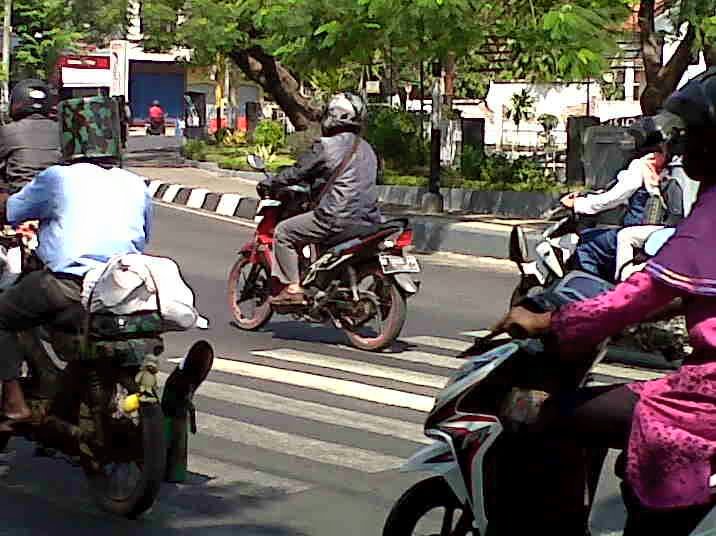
145,179,259,222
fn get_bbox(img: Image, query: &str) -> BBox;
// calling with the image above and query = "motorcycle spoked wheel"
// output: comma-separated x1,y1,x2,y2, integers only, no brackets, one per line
341,266,407,352
228,256,273,330
83,377,166,519
383,477,476,536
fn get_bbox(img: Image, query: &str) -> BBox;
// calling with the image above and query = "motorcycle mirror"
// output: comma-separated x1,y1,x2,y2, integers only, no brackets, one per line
247,154,266,171
644,227,676,256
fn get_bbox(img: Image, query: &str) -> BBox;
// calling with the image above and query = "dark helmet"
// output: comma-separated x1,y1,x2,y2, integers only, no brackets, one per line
152,100,161,107
58,96,122,167
320,92,367,135
654,67,716,180
9,79,51,120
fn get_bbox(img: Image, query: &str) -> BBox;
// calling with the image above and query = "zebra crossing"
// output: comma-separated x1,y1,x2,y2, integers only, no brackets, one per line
167,330,665,501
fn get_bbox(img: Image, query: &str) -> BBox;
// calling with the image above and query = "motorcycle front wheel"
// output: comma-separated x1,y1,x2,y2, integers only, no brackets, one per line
228,256,273,330
342,266,407,352
383,477,476,536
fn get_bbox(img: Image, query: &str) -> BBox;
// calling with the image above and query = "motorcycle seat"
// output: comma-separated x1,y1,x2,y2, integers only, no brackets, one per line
50,303,162,339
322,219,408,250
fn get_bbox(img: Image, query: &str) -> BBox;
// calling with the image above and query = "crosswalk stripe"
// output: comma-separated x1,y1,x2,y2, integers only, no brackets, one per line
197,412,405,473
337,345,462,370
461,330,511,340
252,348,448,388
188,454,312,494
403,335,474,353
170,357,435,412
159,372,430,444
403,335,665,382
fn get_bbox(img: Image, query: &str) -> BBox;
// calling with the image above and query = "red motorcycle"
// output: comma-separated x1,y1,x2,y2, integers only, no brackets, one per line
227,155,421,351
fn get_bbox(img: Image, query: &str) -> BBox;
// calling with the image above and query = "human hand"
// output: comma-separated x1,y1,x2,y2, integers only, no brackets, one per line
492,306,552,339
560,192,578,209
643,152,667,183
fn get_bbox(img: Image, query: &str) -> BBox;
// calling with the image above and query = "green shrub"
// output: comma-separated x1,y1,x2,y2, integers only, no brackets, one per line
285,124,321,159
460,145,484,180
252,120,286,151
182,140,208,161
365,107,424,173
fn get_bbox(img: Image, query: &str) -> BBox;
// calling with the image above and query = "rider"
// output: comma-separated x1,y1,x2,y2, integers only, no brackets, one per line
562,124,681,281
259,93,380,305
497,67,716,534
0,79,61,192
148,100,165,125
0,95,152,431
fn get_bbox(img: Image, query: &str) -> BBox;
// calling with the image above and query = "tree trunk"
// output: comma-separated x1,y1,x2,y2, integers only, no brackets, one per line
230,45,321,131
444,51,456,108
704,41,716,69
638,0,696,115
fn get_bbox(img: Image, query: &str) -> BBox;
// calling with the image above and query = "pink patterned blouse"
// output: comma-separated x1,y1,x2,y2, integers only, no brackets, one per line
552,271,716,509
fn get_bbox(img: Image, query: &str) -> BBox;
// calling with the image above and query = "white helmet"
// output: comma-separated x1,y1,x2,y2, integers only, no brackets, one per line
320,92,367,135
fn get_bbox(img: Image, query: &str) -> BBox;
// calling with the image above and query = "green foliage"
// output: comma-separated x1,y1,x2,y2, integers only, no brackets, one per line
306,67,361,103
537,114,558,133
460,145,484,180
252,120,285,151
11,0,128,80
384,153,560,192
365,107,424,173
506,88,535,130
222,129,248,147
182,139,209,161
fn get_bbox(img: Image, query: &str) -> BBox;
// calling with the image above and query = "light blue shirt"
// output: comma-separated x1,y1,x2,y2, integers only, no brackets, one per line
7,163,153,276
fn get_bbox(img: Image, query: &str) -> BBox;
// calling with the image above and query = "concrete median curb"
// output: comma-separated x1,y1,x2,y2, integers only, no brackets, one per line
145,178,545,259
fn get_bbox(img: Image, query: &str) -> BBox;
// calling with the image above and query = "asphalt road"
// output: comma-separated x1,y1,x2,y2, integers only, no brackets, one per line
0,204,631,535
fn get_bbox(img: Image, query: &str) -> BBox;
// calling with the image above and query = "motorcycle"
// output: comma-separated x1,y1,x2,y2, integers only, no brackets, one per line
508,204,689,364
383,269,715,536
146,117,165,136
0,227,212,519
227,154,420,351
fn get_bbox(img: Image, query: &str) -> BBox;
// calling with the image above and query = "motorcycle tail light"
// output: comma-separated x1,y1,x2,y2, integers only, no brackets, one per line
395,229,413,248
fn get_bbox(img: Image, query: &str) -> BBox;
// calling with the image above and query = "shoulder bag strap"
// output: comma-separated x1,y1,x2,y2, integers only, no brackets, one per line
314,135,361,206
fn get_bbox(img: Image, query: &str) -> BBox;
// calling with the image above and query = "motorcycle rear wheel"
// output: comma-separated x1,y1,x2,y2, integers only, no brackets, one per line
228,256,273,330
383,476,476,536
85,399,166,519
342,267,407,352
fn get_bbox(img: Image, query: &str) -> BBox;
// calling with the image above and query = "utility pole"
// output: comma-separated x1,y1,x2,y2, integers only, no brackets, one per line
422,60,444,213
2,0,11,120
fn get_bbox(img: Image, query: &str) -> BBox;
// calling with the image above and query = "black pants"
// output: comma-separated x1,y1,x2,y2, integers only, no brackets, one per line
0,270,81,381
542,384,712,535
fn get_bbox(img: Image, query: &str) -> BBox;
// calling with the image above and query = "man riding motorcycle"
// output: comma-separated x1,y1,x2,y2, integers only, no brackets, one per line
0,79,61,192
258,92,381,305
496,67,716,535
563,124,683,281
0,95,152,432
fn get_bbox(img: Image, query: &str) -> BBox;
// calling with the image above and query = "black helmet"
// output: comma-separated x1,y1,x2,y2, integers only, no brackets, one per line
9,79,51,120
320,92,367,135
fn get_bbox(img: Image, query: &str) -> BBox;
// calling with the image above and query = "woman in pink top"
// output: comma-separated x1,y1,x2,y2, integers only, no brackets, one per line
498,69,716,535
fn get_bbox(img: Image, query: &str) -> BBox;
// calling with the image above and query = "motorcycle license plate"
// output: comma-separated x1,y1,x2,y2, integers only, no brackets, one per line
379,254,421,274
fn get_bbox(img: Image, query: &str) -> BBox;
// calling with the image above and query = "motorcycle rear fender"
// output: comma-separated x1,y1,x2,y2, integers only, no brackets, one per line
400,434,471,507
393,273,419,295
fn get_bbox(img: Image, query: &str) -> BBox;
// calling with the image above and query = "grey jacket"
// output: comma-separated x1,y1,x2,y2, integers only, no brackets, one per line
272,132,381,228
0,115,61,191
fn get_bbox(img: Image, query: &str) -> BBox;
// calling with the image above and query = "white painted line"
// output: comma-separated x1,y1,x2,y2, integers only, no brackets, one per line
462,330,511,340
338,345,462,370
403,336,472,353
169,357,434,412
216,193,242,216
147,180,163,196
161,184,182,203
186,188,210,209
592,363,664,381
159,372,430,445
197,412,405,473
188,454,312,494
404,335,665,382
155,201,257,229
252,348,447,389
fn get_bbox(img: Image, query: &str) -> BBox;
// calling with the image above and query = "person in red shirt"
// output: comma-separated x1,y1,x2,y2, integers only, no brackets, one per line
147,100,165,135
